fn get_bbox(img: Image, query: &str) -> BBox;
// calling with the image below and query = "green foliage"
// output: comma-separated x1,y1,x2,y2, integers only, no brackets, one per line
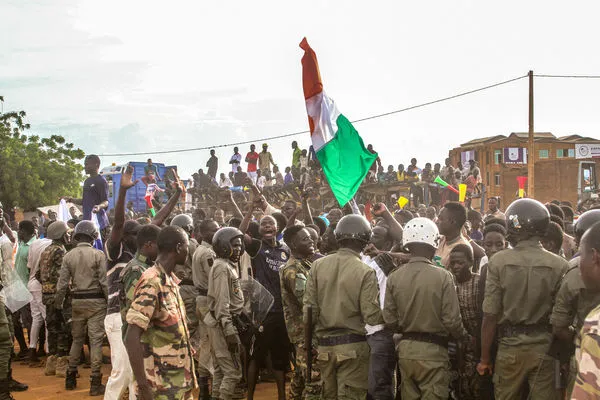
0,97,85,211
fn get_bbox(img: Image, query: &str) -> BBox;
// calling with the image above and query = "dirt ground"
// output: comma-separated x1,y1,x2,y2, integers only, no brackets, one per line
11,355,279,400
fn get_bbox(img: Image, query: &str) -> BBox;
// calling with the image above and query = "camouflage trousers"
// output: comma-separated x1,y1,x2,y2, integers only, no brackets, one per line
288,341,321,400
68,299,106,376
0,302,12,379
43,295,72,356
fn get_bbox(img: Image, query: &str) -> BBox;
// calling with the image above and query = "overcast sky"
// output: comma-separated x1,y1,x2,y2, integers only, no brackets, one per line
2,0,600,180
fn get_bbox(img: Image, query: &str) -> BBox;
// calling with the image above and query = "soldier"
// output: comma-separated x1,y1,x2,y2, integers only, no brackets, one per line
384,217,467,400
478,198,569,400
206,227,246,400
38,221,71,377
571,220,600,397
119,224,161,337
304,214,384,399
191,219,220,400
280,225,321,400
55,220,108,395
551,209,600,396
125,225,196,400
171,214,200,348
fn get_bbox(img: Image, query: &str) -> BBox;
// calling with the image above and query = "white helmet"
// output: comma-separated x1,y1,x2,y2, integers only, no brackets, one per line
402,217,440,249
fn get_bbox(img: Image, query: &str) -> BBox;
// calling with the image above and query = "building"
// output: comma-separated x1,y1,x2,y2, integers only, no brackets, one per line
449,133,600,208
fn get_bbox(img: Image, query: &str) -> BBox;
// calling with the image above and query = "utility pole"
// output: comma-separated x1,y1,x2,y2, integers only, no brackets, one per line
527,70,535,198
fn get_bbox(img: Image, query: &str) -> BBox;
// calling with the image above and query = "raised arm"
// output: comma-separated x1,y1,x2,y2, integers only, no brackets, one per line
151,181,183,226
372,203,403,243
110,164,138,246
301,191,313,226
239,203,254,246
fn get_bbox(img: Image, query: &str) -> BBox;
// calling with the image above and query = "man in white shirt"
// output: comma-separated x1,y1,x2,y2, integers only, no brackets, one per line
364,204,403,400
229,147,242,173
26,235,52,364
218,172,233,188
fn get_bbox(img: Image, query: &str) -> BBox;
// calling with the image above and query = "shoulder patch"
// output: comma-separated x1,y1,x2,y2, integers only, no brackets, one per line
208,258,214,267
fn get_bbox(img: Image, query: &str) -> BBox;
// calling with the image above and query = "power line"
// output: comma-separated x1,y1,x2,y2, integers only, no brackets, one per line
534,74,600,79
99,74,528,157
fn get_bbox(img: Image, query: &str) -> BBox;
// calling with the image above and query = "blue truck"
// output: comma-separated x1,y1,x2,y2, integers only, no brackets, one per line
100,161,178,213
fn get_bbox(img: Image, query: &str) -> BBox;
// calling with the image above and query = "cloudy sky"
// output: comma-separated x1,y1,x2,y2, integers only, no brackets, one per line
2,0,600,179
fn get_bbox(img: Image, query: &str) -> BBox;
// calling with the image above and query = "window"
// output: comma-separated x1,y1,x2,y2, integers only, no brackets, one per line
494,150,502,164
486,172,490,185
539,149,549,159
486,151,490,164
557,148,573,158
494,173,501,186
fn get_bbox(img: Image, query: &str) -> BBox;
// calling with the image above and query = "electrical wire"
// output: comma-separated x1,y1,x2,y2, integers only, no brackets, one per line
98,74,528,157
534,74,600,79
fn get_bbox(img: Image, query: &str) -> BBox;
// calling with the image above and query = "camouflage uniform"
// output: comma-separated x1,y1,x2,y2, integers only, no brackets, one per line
118,252,152,337
191,241,217,382
126,263,197,399
39,242,71,356
207,258,244,400
174,239,200,349
280,256,321,400
56,242,108,377
551,256,600,396
572,303,600,398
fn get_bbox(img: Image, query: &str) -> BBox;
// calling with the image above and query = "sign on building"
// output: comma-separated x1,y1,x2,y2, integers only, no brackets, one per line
576,144,600,159
461,150,475,165
503,147,527,164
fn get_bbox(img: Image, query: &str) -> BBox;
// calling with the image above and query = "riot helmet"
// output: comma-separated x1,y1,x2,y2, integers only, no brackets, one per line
505,198,550,238
334,214,372,244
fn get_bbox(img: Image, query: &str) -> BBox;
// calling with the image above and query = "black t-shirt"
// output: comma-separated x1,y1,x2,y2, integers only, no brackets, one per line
83,174,109,229
106,240,134,314
246,238,290,313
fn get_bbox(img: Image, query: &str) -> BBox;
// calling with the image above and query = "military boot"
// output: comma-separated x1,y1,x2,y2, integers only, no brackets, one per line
55,356,69,378
44,355,57,376
65,370,77,390
198,383,210,400
27,348,42,368
0,379,15,400
89,374,105,396
7,369,27,392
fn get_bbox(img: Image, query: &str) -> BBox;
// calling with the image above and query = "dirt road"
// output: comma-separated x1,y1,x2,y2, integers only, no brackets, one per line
11,358,278,400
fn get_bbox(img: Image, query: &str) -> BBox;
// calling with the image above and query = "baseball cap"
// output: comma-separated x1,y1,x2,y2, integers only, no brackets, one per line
262,143,268,147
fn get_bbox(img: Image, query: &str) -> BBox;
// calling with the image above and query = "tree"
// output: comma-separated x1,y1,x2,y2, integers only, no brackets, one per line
0,97,85,211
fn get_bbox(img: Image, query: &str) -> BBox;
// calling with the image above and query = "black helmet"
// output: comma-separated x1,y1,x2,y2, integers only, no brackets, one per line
73,220,98,241
574,209,600,240
505,198,550,237
334,214,372,244
212,227,244,259
170,214,193,236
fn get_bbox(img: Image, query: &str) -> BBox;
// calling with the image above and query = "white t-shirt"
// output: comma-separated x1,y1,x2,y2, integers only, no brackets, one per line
362,254,386,335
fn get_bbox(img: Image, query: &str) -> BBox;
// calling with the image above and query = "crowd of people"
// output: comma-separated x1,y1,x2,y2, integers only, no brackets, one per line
188,143,483,210
1,147,600,400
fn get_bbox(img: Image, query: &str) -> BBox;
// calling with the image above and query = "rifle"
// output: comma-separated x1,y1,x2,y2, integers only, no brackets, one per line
305,305,313,384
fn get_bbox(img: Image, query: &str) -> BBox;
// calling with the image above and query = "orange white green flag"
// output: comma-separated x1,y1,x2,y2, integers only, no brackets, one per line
300,37,377,206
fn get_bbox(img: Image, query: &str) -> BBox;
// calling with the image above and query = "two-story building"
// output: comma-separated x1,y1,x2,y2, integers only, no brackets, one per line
449,133,600,208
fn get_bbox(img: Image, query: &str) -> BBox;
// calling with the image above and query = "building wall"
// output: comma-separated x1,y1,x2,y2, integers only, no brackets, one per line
449,138,597,207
